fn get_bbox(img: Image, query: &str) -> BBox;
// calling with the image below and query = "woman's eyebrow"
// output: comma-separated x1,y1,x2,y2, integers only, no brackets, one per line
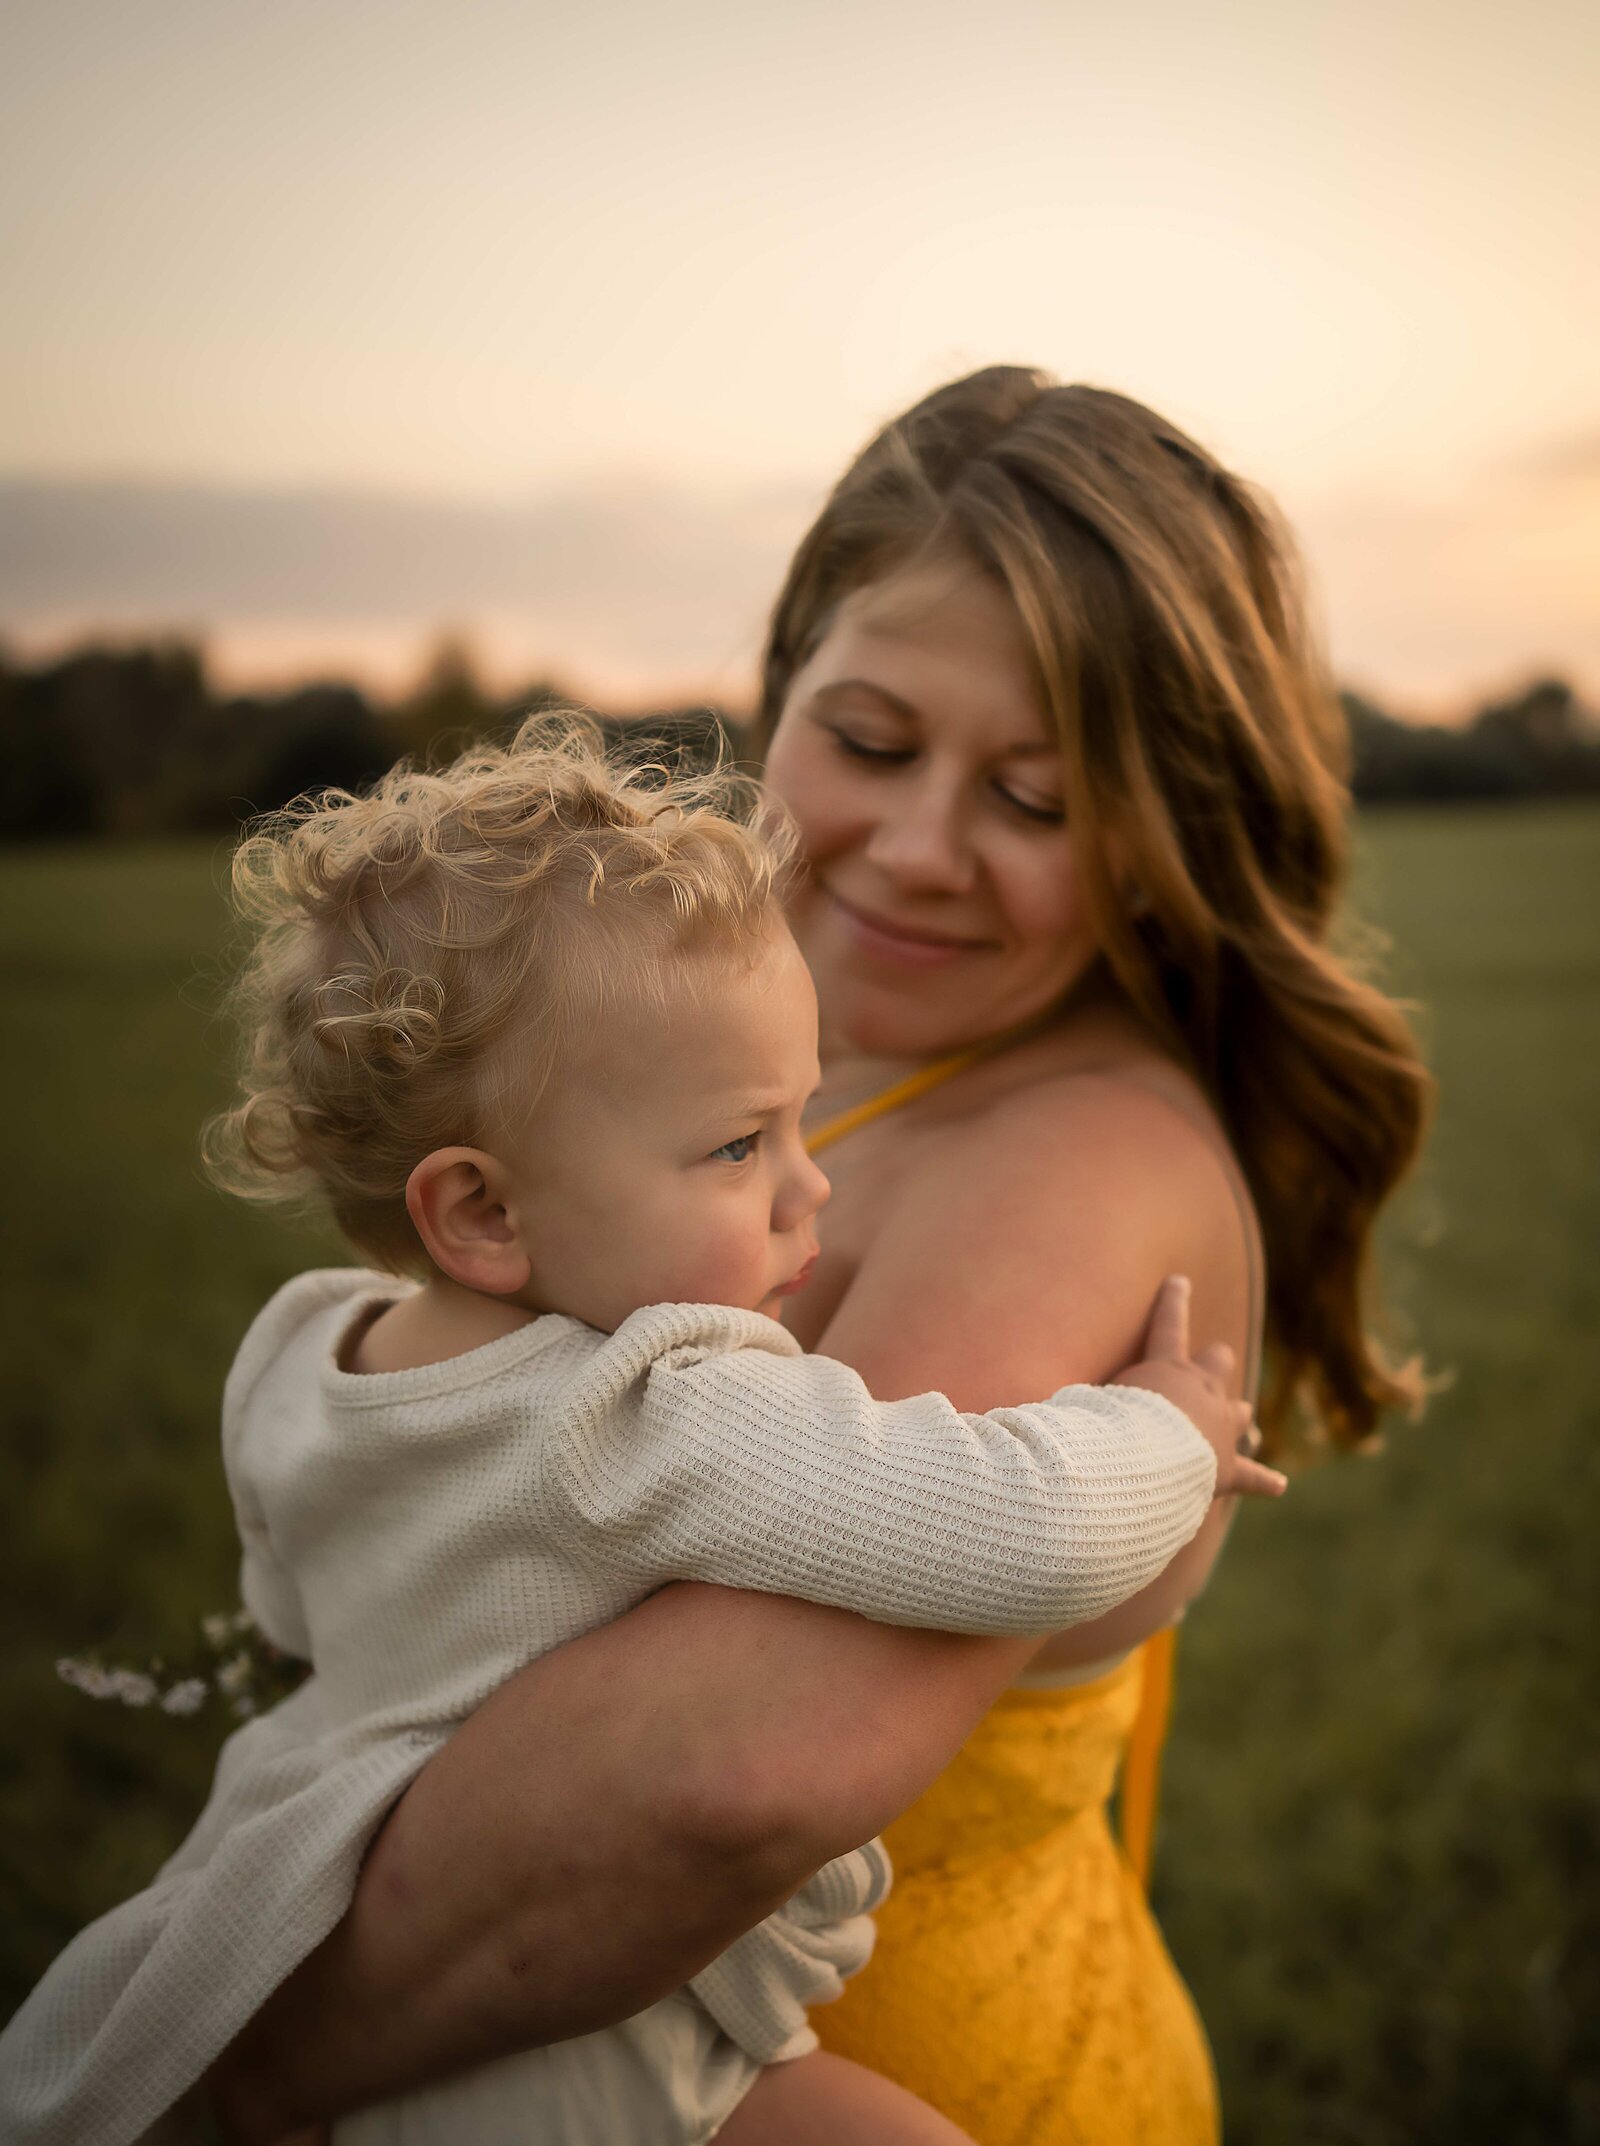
812,679,1057,761
809,679,918,718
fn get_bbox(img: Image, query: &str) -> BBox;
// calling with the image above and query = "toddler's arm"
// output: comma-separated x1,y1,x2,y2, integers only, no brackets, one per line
545,1286,1243,1637
229,1498,313,1663
217,1273,337,1663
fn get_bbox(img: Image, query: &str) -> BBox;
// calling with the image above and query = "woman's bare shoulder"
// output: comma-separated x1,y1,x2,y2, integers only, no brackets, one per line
816,1047,1247,1403
930,1029,1232,1211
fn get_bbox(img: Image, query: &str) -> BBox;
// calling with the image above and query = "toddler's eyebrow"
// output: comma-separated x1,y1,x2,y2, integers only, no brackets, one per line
695,1090,795,1135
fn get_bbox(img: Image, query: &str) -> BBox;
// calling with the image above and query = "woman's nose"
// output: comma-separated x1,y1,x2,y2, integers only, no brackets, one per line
862,777,975,894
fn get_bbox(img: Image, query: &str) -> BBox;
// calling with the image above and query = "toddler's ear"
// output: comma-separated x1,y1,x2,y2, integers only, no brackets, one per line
406,1148,531,1296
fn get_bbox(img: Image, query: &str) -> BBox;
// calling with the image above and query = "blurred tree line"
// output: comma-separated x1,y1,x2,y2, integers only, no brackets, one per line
1342,679,1600,803
3,634,1598,842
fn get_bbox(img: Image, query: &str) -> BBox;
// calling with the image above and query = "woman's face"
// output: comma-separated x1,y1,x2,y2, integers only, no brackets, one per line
764,554,1099,1059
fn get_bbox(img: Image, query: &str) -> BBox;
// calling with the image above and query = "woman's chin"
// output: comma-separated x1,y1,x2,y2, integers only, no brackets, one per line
828,992,999,1063
821,973,1052,1064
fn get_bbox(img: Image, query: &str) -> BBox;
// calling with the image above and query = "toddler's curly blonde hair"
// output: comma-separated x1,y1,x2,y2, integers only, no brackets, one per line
202,713,792,1272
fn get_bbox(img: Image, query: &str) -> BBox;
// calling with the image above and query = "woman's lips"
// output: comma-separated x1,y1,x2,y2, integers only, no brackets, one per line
827,889,993,969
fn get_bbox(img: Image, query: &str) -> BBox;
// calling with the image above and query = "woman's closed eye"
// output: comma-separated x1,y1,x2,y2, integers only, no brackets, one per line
996,783,1066,826
710,1133,759,1164
827,726,912,765
829,726,1064,823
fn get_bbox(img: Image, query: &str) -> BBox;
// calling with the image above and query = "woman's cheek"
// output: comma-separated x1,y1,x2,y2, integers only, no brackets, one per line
1003,841,1089,950
766,730,853,868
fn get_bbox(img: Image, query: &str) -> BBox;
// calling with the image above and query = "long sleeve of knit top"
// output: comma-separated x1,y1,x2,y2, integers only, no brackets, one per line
0,1269,1217,2146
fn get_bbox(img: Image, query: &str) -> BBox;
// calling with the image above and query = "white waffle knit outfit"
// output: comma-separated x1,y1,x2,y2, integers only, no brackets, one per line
0,1268,1218,2146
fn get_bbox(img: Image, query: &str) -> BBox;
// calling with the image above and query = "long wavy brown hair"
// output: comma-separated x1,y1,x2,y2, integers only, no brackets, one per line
756,365,1432,1451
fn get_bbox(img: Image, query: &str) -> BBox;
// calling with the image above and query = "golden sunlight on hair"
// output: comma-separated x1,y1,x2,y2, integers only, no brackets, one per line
759,366,1434,1451
202,712,792,1272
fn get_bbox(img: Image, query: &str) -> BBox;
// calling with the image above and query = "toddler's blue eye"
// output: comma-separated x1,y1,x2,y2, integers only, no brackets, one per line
711,1134,758,1164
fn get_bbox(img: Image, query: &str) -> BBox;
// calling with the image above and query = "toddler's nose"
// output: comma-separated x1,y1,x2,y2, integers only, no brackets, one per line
777,1147,831,1233
800,1152,832,1219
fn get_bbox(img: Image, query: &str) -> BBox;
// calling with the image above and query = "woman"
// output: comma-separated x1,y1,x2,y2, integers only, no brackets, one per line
209,367,1430,2143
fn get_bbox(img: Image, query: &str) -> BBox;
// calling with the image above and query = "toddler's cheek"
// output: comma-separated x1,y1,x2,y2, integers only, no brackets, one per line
681,1242,767,1312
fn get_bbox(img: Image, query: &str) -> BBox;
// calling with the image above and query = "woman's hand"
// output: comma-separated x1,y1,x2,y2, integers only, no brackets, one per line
203,1586,1032,2141
206,1078,1269,2137
1115,1275,1287,1501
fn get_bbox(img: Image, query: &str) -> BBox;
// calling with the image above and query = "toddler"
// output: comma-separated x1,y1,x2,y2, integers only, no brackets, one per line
0,719,1279,2146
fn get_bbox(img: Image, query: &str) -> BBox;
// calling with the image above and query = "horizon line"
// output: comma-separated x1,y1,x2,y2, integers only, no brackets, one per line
4,615,1593,734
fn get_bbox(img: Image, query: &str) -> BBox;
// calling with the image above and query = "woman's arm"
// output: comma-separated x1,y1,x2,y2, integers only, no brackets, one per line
208,1591,1036,2141
813,1077,1260,1652
210,1078,1251,2138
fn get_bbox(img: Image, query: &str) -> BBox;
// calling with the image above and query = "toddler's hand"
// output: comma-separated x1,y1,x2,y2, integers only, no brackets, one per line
1116,1276,1287,1501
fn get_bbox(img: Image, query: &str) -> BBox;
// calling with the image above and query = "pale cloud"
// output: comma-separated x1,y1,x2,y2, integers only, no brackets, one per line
1292,456,1600,711
0,475,821,705
3,0,1596,710
4,460,1596,713
6,461,1587,712
1501,428,1600,485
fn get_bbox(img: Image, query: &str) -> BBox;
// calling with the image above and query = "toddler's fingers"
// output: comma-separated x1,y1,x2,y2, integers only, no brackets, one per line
1228,1455,1289,1499
1194,1340,1235,1386
1142,1275,1191,1362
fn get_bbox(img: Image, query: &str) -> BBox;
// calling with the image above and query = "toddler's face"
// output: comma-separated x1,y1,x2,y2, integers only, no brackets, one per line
504,919,831,1332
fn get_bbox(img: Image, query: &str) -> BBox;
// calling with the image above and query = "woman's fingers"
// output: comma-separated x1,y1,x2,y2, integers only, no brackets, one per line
1141,1275,1191,1361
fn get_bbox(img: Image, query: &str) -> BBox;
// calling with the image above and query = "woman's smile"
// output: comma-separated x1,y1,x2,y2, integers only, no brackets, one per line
825,886,998,967
765,559,1099,1055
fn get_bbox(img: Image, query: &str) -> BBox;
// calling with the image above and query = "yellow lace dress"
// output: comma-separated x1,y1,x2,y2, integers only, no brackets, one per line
805,1055,1238,2143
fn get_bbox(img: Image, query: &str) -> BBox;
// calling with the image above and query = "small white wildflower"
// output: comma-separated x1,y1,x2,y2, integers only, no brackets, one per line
58,1658,116,1700
216,1652,253,1698
201,1613,233,1650
230,1696,257,1720
160,1679,209,1717
109,1670,158,1709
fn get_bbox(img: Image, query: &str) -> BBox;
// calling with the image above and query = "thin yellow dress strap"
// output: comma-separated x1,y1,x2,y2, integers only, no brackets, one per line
805,1034,1185,1896
1119,1625,1179,1890
804,1043,994,1156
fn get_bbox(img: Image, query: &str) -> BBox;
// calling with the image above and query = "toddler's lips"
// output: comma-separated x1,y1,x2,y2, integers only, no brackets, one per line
773,1254,818,1297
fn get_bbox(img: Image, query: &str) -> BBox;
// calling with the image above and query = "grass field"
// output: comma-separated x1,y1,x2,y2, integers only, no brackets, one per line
2,809,1597,2140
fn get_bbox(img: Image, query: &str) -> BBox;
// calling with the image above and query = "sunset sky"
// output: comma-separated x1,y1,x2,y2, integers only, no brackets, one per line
3,0,1597,711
